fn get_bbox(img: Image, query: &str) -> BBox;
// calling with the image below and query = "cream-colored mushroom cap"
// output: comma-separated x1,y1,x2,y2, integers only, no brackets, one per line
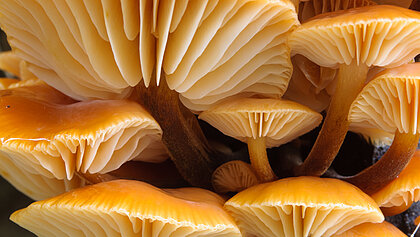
0,0,148,100
11,180,242,237
371,150,420,216
0,151,83,200
290,5,420,69
0,0,299,112
332,221,406,237
199,98,322,147
0,82,166,182
349,63,420,135
224,176,384,237
212,160,259,193
161,0,299,112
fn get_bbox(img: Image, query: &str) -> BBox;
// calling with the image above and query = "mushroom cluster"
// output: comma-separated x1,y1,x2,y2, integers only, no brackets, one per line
0,0,420,236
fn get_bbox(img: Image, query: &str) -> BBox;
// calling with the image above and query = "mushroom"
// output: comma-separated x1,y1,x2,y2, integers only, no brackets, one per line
289,5,420,177
0,80,167,187
199,98,322,182
371,150,420,216
224,176,384,237
332,221,406,237
0,0,299,187
211,160,259,194
339,63,420,194
11,180,242,237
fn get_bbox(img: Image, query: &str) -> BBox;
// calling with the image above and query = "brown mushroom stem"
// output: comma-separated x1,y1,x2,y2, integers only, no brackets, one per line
135,74,227,188
295,61,369,176
343,131,420,195
247,136,276,182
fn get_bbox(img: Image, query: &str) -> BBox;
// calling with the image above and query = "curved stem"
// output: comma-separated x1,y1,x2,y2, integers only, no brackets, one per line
344,131,420,195
247,137,276,182
135,74,229,188
294,61,369,176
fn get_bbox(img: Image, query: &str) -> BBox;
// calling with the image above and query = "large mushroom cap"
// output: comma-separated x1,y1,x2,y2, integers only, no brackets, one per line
371,150,420,216
0,0,299,112
224,176,384,237
349,63,420,135
11,180,241,237
0,81,166,182
290,5,420,68
332,221,406,237
199,98,322,147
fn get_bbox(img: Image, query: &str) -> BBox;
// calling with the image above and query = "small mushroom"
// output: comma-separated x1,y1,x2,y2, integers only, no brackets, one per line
212,160,259,194
290,5,420,177
342,63,420,194
199,98,322,182
332,221,406,237
371,150,420,216
224,176,384,237
11,180,241,237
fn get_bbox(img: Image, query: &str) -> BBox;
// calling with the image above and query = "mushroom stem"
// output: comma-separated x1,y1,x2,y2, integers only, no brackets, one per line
135,74,224,188
295,61,369,176
247,136,276,182
344,131,420,195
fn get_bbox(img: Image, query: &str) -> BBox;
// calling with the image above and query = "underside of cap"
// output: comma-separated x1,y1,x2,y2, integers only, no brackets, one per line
11,180,241,237
332,221,406,237
159,0,298,111
0,149,83,200
225,177,384,237
349,63,420,134
199,98,322,147
212,160,259,193
0,83,166,181
0,0,146,100
290,5,420,68
0,0,298,110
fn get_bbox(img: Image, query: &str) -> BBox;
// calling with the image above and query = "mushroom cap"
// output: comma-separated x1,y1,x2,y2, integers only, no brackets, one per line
371,150,420,215
0,0,146,100
161,0,299,112
290,5,420,68
224,176,384,237
0,82,166,181
349,63,420,135
331,221,406,237
0,0,299,112
199,98,322,148
212,160,259,193
0,150,84,200
299,0,377,22
11,180,241,237
0,78,20,89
